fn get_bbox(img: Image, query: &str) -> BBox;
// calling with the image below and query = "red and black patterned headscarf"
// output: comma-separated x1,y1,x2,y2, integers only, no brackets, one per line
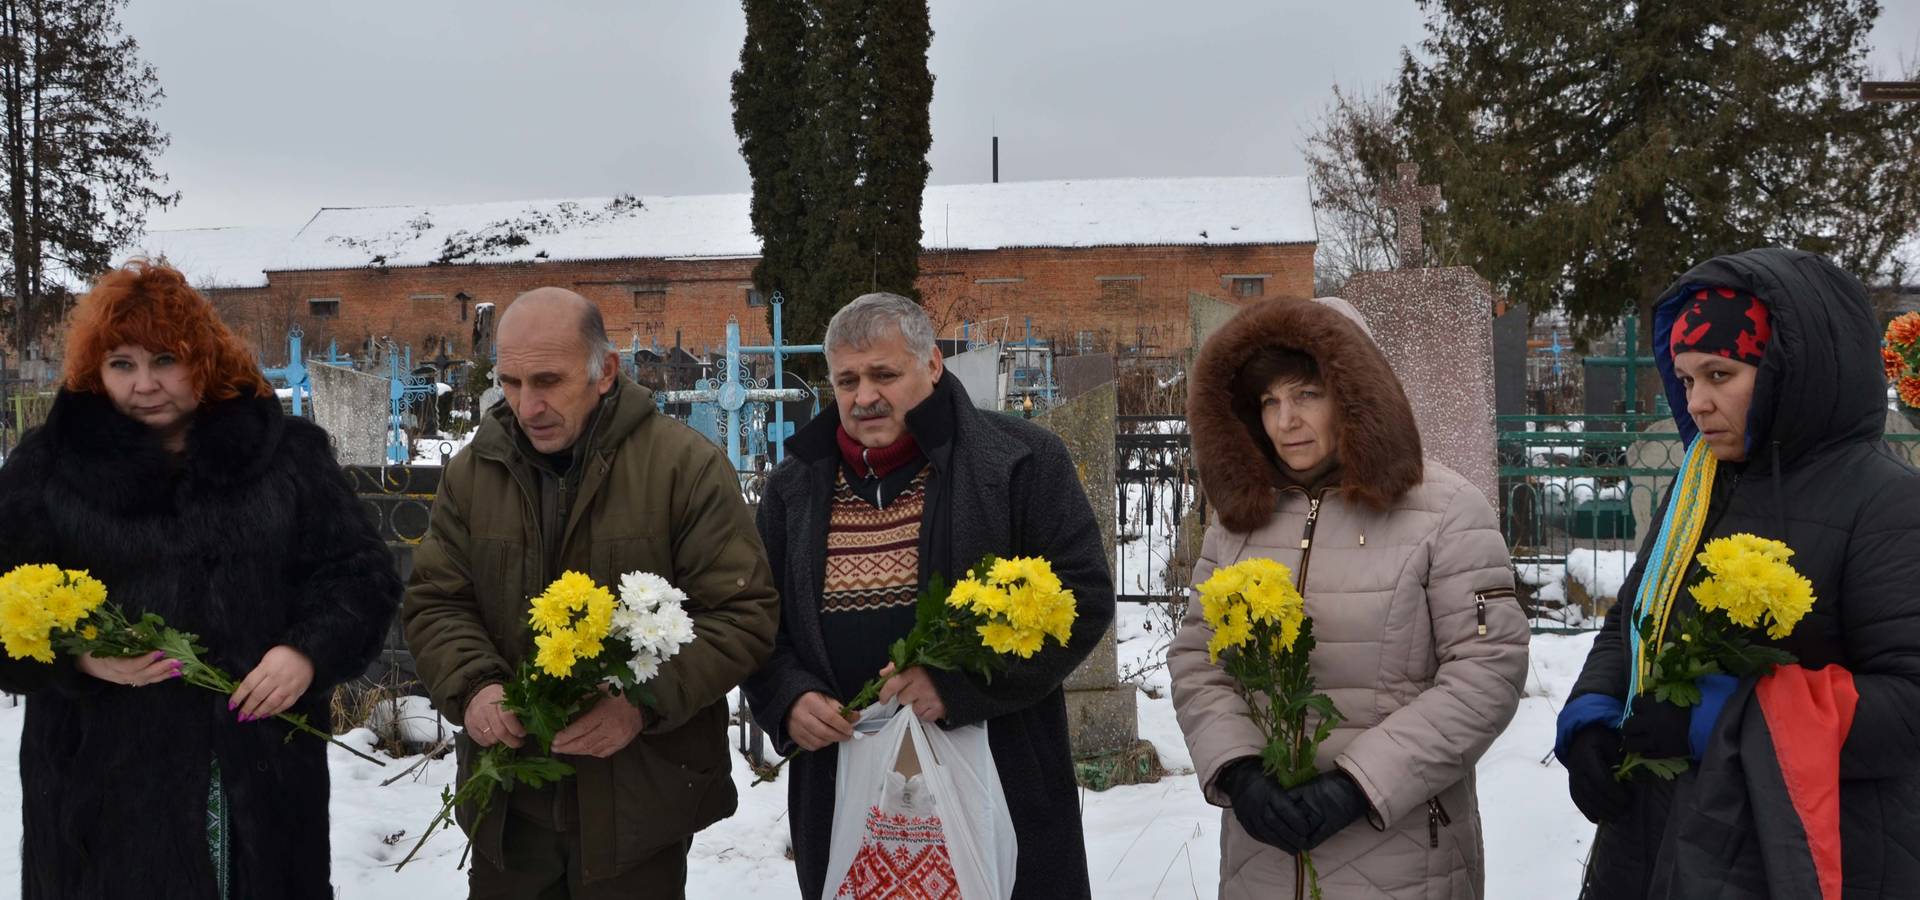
1670,287,1772,365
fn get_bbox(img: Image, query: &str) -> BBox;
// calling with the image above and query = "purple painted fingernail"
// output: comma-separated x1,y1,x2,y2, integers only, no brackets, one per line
227,700,237,710
151,651,164,661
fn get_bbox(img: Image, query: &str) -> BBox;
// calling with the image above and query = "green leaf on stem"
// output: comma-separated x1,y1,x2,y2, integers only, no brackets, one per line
1614,752,1690,782
1654,680,1702,707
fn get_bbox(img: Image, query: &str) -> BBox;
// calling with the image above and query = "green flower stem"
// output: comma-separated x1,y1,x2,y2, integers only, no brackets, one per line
392,744,577,870
749,670,892,787
173,655,389,768
748,640,921,782
65,605,386,767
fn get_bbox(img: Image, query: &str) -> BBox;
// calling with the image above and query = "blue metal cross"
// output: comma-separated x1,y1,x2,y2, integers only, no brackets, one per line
260,327,310,415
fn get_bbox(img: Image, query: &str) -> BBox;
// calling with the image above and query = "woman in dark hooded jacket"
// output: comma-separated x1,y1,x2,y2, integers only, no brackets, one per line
1556,248,1920,899
0,261,401,898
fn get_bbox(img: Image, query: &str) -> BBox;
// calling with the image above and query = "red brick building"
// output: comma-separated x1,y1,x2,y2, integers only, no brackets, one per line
127,176,1316,367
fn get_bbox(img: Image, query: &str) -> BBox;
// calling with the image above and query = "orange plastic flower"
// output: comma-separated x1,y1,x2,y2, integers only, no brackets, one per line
1888,313,1920,350
1887,347,1910,381
1899,375,1920,409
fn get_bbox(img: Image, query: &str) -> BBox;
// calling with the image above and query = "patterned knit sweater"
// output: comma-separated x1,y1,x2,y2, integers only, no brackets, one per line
820,464,929,696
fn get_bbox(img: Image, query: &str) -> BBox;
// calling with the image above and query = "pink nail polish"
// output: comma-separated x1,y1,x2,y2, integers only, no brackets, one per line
227,701,237,711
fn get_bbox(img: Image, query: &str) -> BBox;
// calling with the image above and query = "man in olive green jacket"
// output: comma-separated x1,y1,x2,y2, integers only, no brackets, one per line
403,288,779,898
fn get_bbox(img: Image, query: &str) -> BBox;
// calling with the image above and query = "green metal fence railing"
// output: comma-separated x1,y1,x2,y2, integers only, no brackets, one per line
1497,412,1920,628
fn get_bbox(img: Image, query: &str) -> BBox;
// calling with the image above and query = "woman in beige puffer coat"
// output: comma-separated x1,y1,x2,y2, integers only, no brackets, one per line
1170,297,1529,900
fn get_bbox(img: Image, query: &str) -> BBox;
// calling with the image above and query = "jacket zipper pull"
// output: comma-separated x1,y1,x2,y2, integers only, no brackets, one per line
1476,597,1488,636
861,447,876,479
1301,497,1322,550
1428,800,1441,848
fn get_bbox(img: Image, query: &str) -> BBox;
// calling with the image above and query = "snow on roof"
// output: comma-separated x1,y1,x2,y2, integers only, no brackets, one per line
275,176,1315,272
120,225,299,289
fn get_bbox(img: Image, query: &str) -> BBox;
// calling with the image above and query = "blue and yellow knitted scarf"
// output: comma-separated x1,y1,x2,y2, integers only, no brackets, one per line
1624,437,1719,714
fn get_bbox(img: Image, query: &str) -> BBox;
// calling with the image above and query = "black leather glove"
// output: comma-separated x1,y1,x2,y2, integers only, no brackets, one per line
1278,770,1371,852
1619,694,1692,760
1218,758,1306,854
1565,725,1633,824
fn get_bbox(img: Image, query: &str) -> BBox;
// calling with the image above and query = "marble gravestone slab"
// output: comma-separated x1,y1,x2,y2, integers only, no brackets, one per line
1343,163,1500,505
1345,267,1500,505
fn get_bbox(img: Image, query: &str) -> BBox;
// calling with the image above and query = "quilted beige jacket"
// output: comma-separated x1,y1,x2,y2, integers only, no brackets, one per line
1170,298,1528,899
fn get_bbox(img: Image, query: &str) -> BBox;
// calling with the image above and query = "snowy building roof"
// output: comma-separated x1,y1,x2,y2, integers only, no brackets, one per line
270,176,1316,272
120,225,300,289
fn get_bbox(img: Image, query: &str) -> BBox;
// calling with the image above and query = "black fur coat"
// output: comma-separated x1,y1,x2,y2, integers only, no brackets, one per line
0,388,400,899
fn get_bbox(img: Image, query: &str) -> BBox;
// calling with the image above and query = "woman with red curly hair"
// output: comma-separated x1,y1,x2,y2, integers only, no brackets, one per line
0,260,400,898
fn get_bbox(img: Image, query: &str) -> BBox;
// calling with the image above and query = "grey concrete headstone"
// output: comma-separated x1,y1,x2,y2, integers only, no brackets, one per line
1034,380,1137,757
1344,268,1500,504
1627,419,1683,538
309,362,391,466
944,343,1003,411
1189,291,1243,356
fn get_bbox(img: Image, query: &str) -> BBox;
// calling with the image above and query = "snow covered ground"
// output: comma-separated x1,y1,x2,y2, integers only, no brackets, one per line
409,429,477,466
1518,549,1636,615
0,617,1598,899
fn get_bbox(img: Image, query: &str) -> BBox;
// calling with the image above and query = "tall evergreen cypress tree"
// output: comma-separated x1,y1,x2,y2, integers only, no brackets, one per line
1398,0,1920,342
732,0,933,351
794,0,868,348
731,0,808,334
863,0,934,305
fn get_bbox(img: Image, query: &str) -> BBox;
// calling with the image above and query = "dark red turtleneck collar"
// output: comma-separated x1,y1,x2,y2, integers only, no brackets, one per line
836,425,922,478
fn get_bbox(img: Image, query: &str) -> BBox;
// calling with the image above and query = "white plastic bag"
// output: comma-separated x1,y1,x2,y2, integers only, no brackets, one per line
820,701,1018,900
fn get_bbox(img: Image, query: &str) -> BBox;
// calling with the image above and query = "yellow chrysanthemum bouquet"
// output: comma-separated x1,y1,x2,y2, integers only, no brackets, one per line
398,570,697,869
1197,557,1341,900
0,563,381,764
1617,534,1816,780
751,554,1076,785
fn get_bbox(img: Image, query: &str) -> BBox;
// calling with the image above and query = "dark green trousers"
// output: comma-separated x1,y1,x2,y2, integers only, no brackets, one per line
467,809,690,900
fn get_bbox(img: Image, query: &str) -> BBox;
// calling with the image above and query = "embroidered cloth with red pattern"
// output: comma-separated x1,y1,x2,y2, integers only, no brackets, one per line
836,802,961,900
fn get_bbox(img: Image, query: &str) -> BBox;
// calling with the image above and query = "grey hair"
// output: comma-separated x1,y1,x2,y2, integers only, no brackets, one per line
825,292,936,363
580,302,618,379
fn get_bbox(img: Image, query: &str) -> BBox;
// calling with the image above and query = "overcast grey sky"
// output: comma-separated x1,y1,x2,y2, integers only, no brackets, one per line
124,0,1920,231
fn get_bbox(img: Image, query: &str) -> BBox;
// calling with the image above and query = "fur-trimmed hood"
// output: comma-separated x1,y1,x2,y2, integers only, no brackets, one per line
1189,297,1424,533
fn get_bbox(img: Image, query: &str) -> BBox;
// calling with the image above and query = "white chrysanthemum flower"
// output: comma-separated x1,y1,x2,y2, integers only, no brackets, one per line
657,604,696,648
611,570,697,684
632,616,671,657
608,606,636,637
619,571,676,608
